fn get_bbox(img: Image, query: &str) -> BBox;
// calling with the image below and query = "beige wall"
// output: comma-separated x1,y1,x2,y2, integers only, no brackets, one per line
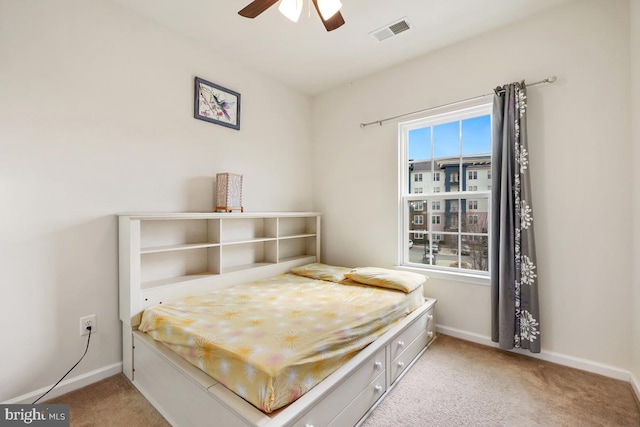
0,0,313,401
631,0,640,391
313,0,633,371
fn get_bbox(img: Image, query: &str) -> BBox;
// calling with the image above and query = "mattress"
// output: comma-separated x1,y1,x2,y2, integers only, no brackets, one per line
138,272,424,413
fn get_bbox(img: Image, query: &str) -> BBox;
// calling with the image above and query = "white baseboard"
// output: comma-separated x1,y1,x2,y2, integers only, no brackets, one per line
631,373,640,404
436,325,631,382
3,362,123,404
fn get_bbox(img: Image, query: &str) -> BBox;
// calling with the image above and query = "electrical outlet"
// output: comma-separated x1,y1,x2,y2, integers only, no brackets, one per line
79,314,97,336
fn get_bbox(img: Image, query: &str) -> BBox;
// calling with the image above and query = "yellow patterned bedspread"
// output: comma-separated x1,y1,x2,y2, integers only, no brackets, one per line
139,273,424,413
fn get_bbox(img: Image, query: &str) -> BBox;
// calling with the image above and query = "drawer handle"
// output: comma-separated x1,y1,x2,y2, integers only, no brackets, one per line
397,361,405,368
374,385,383,393
397,340,405,348
428,331,434,338
428,314,434,320
374,361,382,370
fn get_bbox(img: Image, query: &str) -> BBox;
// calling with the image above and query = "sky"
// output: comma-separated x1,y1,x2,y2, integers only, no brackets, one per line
408,114,491,160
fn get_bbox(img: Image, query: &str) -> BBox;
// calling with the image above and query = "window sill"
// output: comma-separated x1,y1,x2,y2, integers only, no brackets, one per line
396,265,490,286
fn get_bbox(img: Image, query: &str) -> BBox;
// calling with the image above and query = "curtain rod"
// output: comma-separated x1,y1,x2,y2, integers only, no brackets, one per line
359,76,557,128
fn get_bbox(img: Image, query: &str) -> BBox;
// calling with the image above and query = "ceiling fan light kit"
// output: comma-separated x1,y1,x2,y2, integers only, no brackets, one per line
317,0,342,20
278,0,303,22
239,0,345,31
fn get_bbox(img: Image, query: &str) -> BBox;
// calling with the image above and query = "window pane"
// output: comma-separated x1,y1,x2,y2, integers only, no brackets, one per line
443,163,461,193
462,115,491,155
462,157,491,192
462,201,488,233
433,122,459,159
408,200,428,264
460,235,489,272
409,161,434,194
408,127,431,161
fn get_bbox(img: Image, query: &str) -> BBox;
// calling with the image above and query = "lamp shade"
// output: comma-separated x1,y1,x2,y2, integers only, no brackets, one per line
278,0,303,22
317,0,342,20
215,173,243,213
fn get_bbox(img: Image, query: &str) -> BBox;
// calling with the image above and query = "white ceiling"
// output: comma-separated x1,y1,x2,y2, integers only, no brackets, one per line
113,0,572,95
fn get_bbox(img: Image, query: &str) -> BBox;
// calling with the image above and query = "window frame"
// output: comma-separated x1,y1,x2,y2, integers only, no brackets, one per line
398,98,492,284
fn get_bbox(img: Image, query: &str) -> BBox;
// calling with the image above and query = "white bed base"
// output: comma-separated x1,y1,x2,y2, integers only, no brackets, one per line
130,297,436,427
118,213,437,426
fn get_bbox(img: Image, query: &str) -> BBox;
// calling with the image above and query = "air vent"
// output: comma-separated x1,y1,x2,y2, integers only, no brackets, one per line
370,17,413,42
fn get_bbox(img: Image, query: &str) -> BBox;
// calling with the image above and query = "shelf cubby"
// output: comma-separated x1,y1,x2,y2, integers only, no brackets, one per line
120,212,321,298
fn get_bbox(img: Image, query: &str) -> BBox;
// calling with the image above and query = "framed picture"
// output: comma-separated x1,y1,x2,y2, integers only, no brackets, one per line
194,77,241,130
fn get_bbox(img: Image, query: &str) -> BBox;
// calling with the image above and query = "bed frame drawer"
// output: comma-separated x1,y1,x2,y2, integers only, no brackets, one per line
327,371,386,427
390,329,430,384
293,346,386,427
389,305,434,361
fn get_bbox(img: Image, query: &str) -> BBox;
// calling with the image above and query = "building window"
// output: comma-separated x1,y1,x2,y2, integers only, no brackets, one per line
414,187,423,194
400,99,492,275
414,201,424,211
415,231,424,240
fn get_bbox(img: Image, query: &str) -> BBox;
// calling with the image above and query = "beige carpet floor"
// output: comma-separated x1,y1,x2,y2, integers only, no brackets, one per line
47,334,640,426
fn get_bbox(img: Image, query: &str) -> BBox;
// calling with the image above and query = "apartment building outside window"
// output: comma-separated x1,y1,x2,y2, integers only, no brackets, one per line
400,99,492,276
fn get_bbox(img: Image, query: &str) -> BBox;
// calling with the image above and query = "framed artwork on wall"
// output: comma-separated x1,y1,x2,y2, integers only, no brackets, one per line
194,76,241,130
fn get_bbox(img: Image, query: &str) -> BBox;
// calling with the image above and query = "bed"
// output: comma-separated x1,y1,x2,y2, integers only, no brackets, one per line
119,213,436,427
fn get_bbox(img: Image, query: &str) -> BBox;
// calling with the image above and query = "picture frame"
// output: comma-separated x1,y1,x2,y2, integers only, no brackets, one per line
194,76,241,130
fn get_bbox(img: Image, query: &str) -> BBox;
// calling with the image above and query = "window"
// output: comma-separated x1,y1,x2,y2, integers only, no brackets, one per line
414,201,424,211
400,99,492,276
414,187,423,194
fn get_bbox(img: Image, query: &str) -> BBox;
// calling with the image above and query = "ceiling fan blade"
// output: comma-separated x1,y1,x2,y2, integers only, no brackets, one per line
238,0,280,18
311,0,345,31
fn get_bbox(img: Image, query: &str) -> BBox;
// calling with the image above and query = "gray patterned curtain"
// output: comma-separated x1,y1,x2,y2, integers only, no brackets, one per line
490,81,540,353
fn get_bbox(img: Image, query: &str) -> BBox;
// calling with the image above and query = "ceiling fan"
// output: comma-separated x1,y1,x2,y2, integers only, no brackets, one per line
238,0,345,32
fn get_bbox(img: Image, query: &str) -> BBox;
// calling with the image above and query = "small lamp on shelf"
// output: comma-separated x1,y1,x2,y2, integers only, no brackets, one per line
215,173,243,212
